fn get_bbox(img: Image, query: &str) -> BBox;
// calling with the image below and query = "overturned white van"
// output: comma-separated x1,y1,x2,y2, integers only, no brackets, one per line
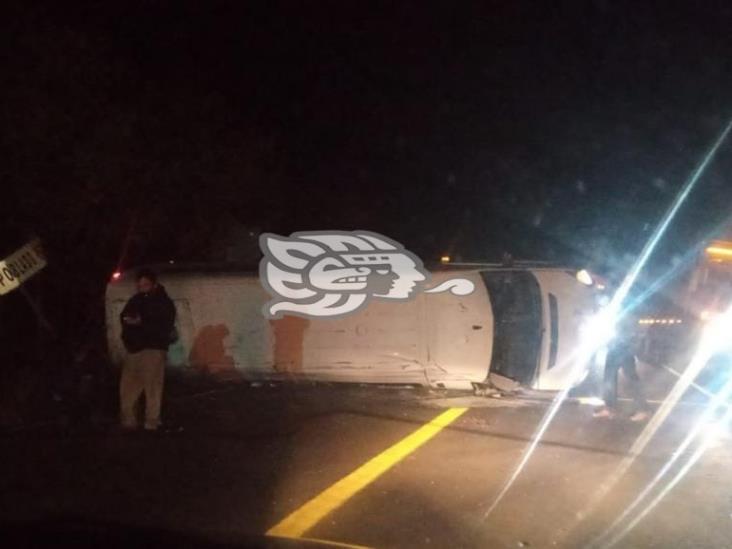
106,265,598,391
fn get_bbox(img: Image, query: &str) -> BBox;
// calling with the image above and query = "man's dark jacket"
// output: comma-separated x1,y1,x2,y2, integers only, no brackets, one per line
120,285,176,353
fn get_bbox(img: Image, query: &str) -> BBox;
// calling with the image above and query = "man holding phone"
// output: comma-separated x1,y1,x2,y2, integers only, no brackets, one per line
119,268,176,431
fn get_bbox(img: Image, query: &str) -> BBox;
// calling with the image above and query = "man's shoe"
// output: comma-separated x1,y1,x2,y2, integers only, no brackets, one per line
629,411,650,422
144,419,161,432
593,407,615,419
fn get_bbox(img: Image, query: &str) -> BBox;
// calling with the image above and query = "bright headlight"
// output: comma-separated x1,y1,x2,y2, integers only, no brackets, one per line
580,308,617,348
572,307,618,385
576,269,594,286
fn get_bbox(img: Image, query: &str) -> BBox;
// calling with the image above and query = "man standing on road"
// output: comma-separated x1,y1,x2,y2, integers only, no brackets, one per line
593,314,650,422
119,268,176,431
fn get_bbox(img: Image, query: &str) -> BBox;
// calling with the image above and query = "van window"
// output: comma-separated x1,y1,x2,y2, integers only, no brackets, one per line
480,271,543,385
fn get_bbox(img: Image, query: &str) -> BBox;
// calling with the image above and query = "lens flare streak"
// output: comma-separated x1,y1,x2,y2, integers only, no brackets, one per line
601,406,732,548
574,306,732,535
481,116,732,523
590,337,732,547
483,316,612,519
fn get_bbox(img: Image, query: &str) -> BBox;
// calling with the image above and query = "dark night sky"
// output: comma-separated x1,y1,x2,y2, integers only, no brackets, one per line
4,1,732,280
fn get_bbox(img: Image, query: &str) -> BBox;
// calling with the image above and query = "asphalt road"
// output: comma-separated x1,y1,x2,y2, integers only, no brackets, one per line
1,364,731,548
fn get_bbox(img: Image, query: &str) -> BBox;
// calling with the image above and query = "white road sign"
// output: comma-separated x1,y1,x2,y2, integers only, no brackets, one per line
0,239,47,296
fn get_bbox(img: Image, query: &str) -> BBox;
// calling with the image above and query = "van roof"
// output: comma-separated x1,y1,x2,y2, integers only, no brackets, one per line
113,263,258,281
115,261,582,279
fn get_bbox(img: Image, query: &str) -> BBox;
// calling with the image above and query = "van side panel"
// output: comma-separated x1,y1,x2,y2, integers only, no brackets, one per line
106,276,274,377
296,296,426,384
182,277,273,376
106,270,494,388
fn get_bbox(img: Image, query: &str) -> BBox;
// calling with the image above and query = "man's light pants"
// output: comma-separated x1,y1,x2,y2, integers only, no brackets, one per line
120,349,166,430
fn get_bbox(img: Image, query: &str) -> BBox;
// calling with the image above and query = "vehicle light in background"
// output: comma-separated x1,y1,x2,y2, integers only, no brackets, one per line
440,255,451,264
638,318,683,325
111,271,122,281
705,244,732,260
700,309,716,322
576,269,593,286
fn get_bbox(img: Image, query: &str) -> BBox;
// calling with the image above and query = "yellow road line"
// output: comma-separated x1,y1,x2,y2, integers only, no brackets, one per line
268,534,373,548
266,407,468,538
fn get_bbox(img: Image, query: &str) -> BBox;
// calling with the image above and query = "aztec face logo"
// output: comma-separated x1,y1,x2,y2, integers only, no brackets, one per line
259,231,474,319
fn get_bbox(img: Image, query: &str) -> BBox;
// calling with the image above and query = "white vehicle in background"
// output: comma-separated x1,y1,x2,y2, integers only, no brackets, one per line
106,264,600,391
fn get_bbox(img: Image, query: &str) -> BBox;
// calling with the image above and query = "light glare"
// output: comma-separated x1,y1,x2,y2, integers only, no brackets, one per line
576,269,593,286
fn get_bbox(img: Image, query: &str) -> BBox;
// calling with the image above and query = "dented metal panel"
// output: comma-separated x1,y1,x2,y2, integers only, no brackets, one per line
299,296,425,383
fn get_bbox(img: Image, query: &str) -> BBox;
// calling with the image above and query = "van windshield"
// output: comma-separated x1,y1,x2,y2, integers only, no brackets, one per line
480,271,544,385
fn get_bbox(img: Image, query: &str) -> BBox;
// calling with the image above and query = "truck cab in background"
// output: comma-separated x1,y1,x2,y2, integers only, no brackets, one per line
634,240,732,370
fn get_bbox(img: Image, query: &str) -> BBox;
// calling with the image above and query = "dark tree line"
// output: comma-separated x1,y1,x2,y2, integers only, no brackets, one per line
0,7,281,422
3,2,732,423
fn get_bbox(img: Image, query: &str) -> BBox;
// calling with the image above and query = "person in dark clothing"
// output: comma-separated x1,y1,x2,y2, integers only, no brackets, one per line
119,268,176,430
594,315,649,421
